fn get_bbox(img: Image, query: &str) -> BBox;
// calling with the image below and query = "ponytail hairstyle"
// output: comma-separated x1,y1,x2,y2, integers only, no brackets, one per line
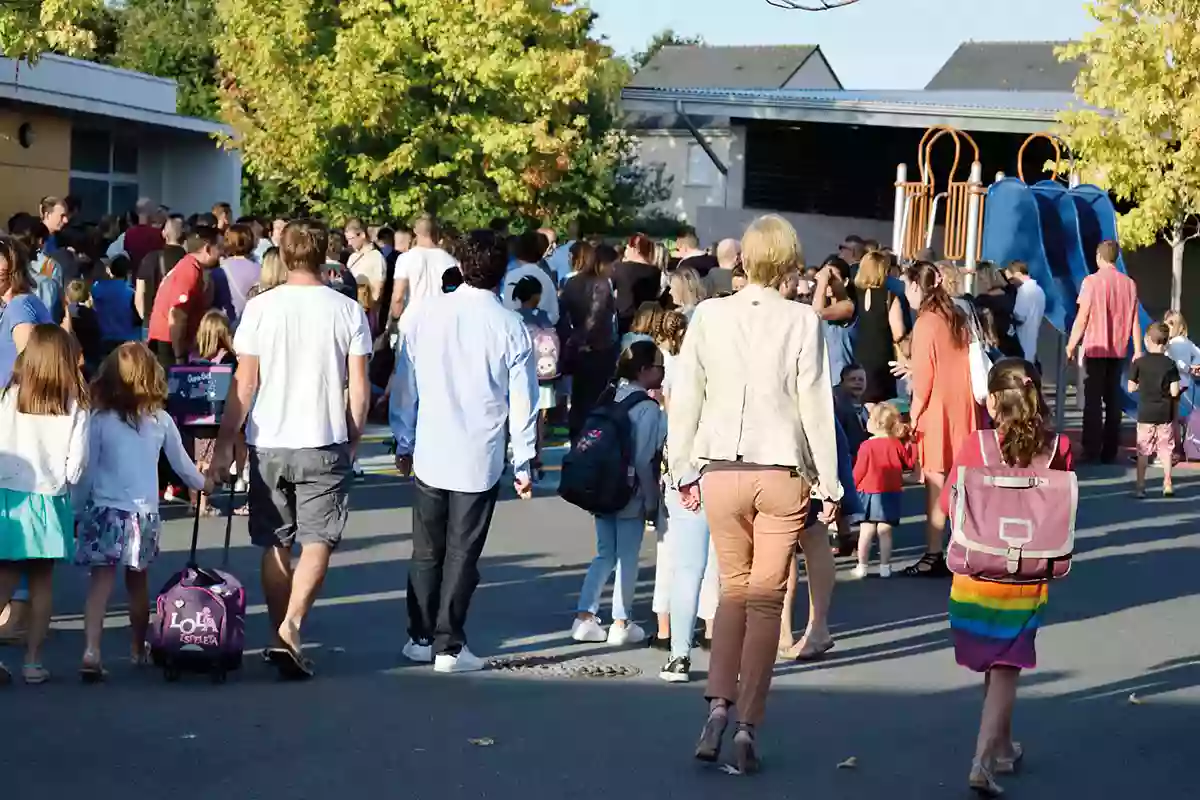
906,261,969,347
1164,309,1188,340
616,339,663,381
987,358,1051,467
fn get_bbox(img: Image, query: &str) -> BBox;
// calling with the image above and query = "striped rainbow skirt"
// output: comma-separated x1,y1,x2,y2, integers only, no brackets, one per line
949,575,1048,673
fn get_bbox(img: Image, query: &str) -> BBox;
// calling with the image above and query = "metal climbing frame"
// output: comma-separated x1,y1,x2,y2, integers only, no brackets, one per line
892,125,985,267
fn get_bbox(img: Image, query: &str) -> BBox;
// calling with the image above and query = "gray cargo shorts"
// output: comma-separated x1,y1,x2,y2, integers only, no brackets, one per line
247,443,352,550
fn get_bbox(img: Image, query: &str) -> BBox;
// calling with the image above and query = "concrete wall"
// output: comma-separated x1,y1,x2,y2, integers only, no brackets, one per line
156,133,241,217
634,123,747,227
0,109,70,225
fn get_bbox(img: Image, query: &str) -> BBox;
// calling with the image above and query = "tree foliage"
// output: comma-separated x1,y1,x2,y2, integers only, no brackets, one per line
110,0,219,120
0,0,101,59
1058,0,1200,306
212,0,645,228
630,29,703,71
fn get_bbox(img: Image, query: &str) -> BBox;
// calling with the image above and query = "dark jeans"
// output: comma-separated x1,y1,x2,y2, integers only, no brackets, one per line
1083,356,1124,462
568,347,616,442
407,477,500,656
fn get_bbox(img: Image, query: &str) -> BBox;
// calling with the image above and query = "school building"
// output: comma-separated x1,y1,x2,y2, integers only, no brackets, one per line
0,53,241,226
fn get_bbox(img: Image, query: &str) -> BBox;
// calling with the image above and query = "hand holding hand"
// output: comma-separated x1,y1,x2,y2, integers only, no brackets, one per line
514,475,533,500
678,482,702,512
817,500,840,525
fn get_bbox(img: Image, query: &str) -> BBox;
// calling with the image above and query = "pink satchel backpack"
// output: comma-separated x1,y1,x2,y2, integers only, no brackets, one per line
947,431,1077,583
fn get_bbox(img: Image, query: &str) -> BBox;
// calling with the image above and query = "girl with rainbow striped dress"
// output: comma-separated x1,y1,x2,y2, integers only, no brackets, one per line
939,359,1072,797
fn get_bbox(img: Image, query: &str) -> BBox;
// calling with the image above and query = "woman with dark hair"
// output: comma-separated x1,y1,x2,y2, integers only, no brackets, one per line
560,241,619,440
812,254,858,386
613,233,661,335
220,222,262,319
899,262,980,577
0,236,53,386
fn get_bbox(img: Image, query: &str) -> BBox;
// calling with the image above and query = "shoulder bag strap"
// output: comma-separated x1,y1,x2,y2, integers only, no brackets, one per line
978,430,1001,466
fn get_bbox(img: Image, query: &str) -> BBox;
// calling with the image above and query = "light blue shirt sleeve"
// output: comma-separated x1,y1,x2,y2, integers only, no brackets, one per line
389,336,418,455
507,323,539,477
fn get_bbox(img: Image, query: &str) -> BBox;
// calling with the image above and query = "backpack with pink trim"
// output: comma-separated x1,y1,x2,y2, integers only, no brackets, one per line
947,431,1077,583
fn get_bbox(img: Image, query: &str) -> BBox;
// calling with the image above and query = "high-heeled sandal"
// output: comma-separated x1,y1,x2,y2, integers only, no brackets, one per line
733,723,761,774
969,759,1004,797
993,742,1024,775
694,705,728,763
22,663,50,685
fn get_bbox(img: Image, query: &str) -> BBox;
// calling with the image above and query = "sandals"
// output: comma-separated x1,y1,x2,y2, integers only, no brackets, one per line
21,664,50,685
994,742,1024,775
790,637,835,662
80,660,108,684
732,723,761,774
969,759,1004,797
903,552,951,578
694,705,729,763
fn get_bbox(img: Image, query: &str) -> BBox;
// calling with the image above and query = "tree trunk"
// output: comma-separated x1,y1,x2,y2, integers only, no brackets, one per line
1171,235,1185,311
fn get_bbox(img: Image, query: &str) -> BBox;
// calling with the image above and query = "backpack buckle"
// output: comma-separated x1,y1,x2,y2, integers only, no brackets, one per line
1005,547,1022,575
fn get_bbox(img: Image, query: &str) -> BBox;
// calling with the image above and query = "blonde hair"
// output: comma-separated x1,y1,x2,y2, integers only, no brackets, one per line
5,324,87,415
655,310,688,356
630,302,663,337
854,251,888,291
1164,310,1188,339
937,261,963,297
653,242,670,271
668,267,707,310
195,309,234,361
66,278,90,304
741,215,802,288
257,247,287,292
869,402,909,440
91,341,166,428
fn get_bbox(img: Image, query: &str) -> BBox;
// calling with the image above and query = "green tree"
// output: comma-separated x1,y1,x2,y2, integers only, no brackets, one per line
1,0,101,59
1058,0,1200,310
110,0,219,119
213,0,630,227
631,29,703,70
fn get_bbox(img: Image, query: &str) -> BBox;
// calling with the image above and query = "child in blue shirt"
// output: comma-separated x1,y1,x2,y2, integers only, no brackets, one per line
90,255,139,355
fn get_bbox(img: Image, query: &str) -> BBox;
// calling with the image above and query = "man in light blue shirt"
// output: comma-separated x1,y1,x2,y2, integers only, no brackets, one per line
391,232,538,674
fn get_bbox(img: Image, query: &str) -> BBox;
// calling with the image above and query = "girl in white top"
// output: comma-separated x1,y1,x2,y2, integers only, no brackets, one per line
74,342,208,679
0,324,90,685
1164,311,1200,450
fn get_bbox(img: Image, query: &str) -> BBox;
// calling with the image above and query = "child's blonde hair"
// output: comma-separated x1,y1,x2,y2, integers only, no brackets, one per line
194,309,234,361
91,341,166,428
654,310,688,356
869,402,909,440
629,302,663,337
1164,309,1188,339
66,278,89,305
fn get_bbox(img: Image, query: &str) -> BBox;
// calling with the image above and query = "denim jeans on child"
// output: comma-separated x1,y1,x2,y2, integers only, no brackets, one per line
577,515,645,621
664,488,717,659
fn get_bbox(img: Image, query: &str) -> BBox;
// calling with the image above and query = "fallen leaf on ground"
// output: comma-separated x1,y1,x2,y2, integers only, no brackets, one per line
468,737,495,746
1128,693,1142,705
330,647,346,654
838,756,858,770
718,764,742,776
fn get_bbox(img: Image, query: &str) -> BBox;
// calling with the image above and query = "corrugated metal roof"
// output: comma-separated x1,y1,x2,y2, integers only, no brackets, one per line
628,45,821,90
926,41,1082,92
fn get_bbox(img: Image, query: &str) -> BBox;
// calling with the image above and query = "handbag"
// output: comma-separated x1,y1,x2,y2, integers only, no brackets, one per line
964,305,993,405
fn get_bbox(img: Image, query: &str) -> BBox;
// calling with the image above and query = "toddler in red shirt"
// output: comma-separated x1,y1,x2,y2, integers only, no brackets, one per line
852,403,913,578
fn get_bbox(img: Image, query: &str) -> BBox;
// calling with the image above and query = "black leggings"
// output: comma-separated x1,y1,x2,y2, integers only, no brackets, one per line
569,348,617,442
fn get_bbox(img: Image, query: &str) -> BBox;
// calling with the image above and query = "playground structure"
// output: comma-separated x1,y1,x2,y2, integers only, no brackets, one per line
890,126,1158,426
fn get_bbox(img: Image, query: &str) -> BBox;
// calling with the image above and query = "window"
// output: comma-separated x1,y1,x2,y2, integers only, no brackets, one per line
686,142,718,187
68,128,139,222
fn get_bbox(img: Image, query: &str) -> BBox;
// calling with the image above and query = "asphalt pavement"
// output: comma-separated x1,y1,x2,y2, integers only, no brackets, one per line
2,426,1197,799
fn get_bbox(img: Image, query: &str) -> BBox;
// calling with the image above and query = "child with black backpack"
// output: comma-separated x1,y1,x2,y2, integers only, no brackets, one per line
567,341,666,646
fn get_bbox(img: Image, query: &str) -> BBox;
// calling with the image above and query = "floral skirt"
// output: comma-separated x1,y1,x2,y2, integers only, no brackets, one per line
0,488,73,561
74,505,162,571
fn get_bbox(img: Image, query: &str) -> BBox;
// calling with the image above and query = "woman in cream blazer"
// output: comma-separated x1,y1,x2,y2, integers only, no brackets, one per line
667,214,842,772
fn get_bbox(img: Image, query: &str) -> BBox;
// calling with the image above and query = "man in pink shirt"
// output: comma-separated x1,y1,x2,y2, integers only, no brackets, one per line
1066,240,1142,463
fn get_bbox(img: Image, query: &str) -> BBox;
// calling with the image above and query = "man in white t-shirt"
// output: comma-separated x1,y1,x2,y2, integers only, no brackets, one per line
389,214,458,332
502,230,559,324
1008,260,1047,364
345,217,387,307
211,219,372,680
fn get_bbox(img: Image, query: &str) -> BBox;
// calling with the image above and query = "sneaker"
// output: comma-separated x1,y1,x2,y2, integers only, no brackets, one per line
659,655,691,683
402,638,433,664
352,460,365,477
607,621,646,646
878,564,892,579
433,647,486,674
851,563,869,580
571,617,607,643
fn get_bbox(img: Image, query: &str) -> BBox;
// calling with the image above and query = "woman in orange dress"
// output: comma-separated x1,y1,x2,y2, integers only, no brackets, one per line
902,262,980,577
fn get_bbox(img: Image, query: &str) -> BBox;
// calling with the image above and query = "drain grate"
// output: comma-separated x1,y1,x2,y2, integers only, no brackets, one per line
487,655,642,679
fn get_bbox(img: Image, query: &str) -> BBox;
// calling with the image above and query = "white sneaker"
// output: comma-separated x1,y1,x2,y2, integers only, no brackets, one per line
433,647,486,674
353,460,365,477
878,564,892,579
402,638,433,663
851,563,869,580
571,617,607,643
607,621,646,646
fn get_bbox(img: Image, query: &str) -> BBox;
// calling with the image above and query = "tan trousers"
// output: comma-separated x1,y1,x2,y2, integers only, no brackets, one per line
701,469,810,726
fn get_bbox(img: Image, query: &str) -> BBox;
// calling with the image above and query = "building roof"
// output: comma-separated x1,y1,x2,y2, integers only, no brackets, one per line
628,45,829,90
926,41,1082,92
0,53,229,135
620,86,1079,135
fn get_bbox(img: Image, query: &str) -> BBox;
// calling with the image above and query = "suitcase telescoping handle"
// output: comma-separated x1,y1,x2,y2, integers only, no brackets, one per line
186,463,239,570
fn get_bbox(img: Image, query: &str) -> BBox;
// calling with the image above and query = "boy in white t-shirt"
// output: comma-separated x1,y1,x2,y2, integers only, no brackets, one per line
211,219,372,680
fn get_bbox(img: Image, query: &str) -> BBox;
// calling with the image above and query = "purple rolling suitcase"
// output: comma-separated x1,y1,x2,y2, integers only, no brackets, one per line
150,483,246,683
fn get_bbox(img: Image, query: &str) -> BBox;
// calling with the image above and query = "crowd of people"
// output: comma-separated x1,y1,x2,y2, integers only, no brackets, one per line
0,193,1192,795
